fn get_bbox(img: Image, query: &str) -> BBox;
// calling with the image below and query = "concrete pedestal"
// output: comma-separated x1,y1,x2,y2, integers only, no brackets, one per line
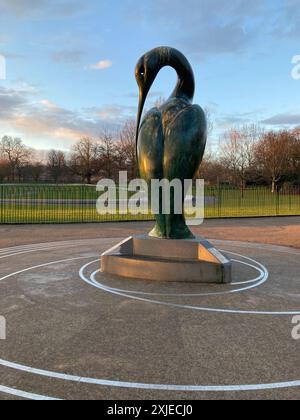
101,235,232,284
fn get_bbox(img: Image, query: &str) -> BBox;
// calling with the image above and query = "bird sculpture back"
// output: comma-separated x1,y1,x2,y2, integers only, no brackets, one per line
135,47,207,239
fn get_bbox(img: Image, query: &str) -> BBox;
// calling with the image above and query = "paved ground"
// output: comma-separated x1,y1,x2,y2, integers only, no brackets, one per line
1,216,300,249
0,217,299,400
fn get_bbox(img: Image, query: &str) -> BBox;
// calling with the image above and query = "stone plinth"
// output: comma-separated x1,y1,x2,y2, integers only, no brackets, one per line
101,235,232,284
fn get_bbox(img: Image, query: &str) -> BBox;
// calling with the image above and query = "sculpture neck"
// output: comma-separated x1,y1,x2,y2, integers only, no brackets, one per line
168,51,195,102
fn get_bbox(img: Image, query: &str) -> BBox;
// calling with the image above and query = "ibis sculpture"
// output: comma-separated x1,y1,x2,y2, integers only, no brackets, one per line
101,49,231,285
135,47,207,239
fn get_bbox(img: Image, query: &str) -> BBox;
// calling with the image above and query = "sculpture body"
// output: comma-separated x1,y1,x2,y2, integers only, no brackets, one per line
101,48,232,285
135,47,207,239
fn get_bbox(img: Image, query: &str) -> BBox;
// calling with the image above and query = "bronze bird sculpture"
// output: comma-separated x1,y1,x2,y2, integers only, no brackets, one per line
135,47,207,239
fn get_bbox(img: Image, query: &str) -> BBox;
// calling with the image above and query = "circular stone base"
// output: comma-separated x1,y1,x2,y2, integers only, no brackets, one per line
0,238,300,400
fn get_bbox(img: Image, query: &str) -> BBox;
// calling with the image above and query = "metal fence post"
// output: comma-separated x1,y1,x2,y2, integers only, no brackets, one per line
0,184,299,224
0,185,3,224
276,190,280,216
218,185,222,217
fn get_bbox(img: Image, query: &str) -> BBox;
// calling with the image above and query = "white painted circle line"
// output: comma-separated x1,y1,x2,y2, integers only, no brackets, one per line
80,257,300,316
0,238,110,255
0,240,266,297
0,385,60,401
0,256,95,283
89,269,298,316
1,357,300,393
0,253,95,401
0,239,300,397
0,240,104,260
94,256,266,297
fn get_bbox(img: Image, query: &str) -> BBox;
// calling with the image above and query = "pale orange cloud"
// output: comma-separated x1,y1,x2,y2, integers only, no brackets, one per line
88,59,113,70
0,86,135,149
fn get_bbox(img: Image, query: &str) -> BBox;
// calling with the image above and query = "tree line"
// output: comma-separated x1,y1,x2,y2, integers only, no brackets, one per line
0,120,138,185
0,120,299,191
201,125,300,192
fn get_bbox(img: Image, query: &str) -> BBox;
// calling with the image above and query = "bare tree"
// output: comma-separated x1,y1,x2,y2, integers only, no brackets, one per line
255,130,293,192
119,120,138,179
98,131,117,180
22,163,44,183
220,125,261,190
0,136,32,181
204,107,214,136
0,159,10,182
154,96,166,108
47,150,67,183
69,137,100,184
198,149,228,185
293,126,300,141
286,129,300,186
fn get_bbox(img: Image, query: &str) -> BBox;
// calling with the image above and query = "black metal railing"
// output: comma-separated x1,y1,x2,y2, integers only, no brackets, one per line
0,184,299,224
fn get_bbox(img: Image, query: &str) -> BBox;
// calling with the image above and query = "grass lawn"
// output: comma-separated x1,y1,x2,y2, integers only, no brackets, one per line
0,184,299,223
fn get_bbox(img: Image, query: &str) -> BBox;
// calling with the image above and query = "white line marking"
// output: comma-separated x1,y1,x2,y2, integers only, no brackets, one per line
213,240,300,257
0,240,266,296
88,268,300,315
80,255,300,316
0,252,94,400
0,238,108,254
0,384,60,400
90,257,266,297
0,256,94,283
0,239,299,396
0,240,103,260
1,358,300,392
79,249,270,300
89,269,300,316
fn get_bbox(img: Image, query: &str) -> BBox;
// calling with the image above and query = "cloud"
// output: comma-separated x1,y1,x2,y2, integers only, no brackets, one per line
180,24,251,57
0,0,87,18
0,52,25,59
262,113,300,126
0,87,27,119
272,0,300,38
85,105,136,122
125,91,163,99
216,110,264,128
88,60,113,70
0,0,48,16
12,81,40,94
39,99,61,110
125,0,267,57
0,85,135,148
51,50,84,64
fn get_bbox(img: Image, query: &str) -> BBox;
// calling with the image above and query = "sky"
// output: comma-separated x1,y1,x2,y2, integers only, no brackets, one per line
0,0,299,152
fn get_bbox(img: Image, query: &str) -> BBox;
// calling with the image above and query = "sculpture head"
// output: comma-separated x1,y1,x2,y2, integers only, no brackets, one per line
135,48,165,145
135,47,195,146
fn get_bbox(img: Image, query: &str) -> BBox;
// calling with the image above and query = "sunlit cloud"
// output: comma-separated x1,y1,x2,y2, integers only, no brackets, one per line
0,0,299,151
88,59,113,70
51,50,84,64
39,99,61,111
0,86,135,149
125,0,268,57
86,105,136,121
0,0,88,18
262,113,300,126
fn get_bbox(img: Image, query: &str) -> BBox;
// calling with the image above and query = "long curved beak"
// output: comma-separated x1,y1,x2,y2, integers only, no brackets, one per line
136,88,147,148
